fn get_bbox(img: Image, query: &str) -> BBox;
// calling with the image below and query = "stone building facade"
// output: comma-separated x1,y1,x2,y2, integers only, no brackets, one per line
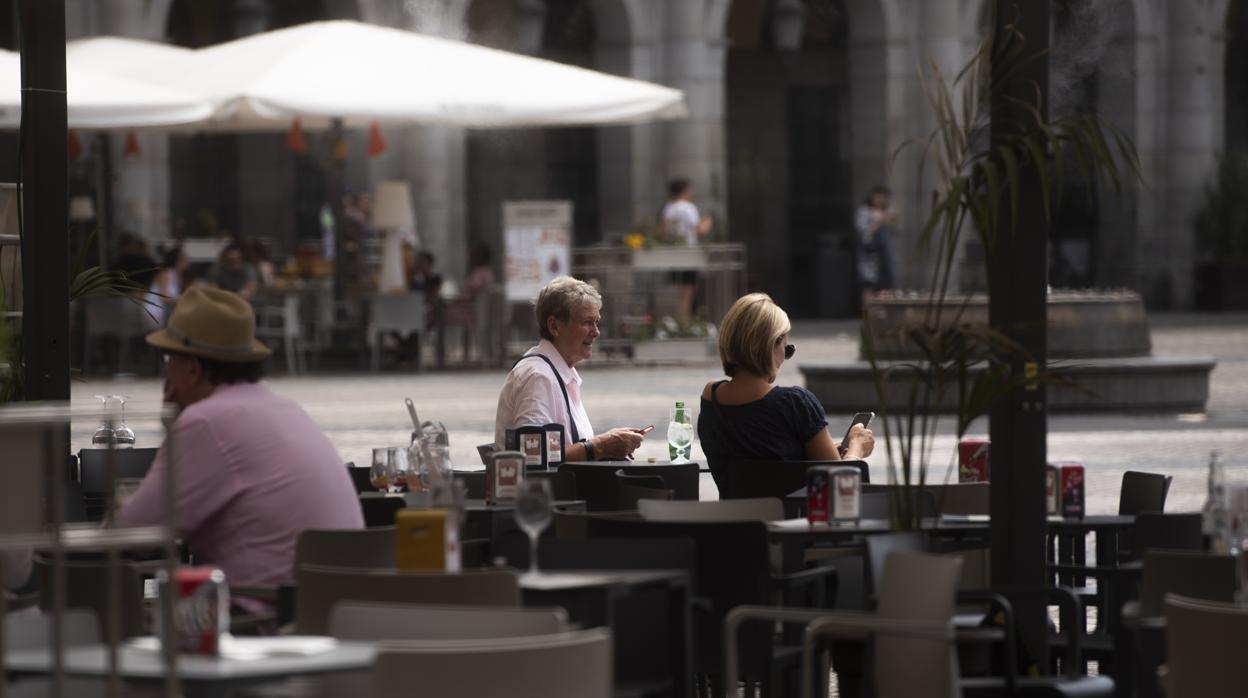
60,0,1247,313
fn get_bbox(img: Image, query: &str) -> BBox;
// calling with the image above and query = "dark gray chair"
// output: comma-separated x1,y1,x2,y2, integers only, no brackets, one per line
294,565,520,635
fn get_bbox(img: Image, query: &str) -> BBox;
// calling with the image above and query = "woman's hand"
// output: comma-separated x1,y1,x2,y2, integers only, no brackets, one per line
593,428,645,460
839,423,875,459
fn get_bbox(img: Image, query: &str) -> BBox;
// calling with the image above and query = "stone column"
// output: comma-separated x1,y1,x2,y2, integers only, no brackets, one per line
1158,0,1226,308
361,0,470,285
660,0,727,226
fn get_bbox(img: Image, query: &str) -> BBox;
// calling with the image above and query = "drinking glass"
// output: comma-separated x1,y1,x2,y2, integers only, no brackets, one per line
420,443,454,491
91,395,114,446
667,406,695,464
387,446,410,493
369,447,394,494
112,395,135,448
514,480,553,576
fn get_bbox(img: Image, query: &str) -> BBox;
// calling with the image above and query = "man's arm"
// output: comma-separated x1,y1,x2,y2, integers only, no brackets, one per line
111,416,235,536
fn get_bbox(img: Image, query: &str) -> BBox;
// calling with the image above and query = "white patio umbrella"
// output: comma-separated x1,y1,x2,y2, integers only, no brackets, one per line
0,43,211,129
136,20,686,130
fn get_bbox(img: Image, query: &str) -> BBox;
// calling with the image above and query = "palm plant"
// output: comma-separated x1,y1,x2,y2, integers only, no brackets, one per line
866,13,1141,529
0,229,158,402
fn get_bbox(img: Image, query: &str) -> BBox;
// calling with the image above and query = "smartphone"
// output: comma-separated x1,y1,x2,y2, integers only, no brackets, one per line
636,425,655,435
838,412,875,457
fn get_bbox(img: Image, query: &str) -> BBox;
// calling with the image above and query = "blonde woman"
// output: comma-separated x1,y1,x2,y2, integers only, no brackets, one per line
698,293,874,486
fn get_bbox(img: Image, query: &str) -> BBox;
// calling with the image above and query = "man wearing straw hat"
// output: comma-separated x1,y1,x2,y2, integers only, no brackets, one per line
112,288,362,589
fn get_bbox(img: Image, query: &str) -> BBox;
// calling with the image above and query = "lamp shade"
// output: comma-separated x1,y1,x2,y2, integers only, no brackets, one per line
69,195,96,221
371,180,415,229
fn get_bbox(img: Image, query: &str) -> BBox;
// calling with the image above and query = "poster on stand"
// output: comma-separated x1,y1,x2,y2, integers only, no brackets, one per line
503,200,572,302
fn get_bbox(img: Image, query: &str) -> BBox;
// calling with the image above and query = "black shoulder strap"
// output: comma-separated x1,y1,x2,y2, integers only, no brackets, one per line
514,353,580,443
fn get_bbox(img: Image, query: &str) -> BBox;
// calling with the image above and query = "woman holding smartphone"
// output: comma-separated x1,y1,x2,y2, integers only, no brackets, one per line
698,293,875,488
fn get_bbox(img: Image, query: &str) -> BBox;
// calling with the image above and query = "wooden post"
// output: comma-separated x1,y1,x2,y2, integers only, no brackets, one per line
989,0,1051,665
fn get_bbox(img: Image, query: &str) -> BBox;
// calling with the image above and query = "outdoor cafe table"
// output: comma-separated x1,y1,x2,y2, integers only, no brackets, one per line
4,636,375,698
358,493,586,539
767,514,1135,578
519,569,692,698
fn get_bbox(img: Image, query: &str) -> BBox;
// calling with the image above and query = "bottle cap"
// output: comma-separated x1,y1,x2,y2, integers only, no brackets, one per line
675,401,685,408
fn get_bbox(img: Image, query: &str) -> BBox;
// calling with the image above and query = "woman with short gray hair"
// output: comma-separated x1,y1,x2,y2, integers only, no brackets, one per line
494,276,645,461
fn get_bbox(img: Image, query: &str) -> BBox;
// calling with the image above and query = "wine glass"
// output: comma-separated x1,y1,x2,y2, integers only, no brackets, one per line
112,395,135,448
388,446,410,493
369,447,394,494
514,480,553,577
667,406,695,464
91,395,114,446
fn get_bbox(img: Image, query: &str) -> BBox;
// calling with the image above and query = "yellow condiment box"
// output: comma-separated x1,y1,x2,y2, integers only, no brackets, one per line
395,509,460,572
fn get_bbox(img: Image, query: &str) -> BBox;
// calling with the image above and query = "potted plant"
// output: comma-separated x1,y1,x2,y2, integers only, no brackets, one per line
868,16,1140,529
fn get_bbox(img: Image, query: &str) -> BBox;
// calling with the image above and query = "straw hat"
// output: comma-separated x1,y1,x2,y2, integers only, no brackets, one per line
146,287,271,362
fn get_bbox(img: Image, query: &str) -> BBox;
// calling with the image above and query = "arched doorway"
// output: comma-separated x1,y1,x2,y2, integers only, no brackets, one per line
1228,1,1248,154
724,0,853,317
464,0,604,259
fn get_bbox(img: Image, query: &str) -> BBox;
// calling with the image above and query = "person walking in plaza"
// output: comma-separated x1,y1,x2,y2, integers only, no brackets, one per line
661,177,713,323
111,287,363,589
855,185,899,307
698,293,875,488
495,276,645,461
209,243,259,302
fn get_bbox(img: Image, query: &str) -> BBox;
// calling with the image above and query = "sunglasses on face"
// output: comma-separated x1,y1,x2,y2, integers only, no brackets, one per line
784,343,796,360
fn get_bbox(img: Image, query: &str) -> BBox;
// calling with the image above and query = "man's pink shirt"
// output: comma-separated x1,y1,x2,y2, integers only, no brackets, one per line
113,382,363,587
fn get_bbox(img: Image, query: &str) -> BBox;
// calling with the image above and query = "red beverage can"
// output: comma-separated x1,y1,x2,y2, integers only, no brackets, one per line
1057,462,1085,519
958,439,990,483
158,566,229,656
807,466,833,525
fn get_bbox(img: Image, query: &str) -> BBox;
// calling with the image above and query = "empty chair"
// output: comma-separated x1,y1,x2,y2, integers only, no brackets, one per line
368,293,426,371
725,551,963,698
293,527,395,573
1118,471,1171,515
359,495,404,528
933,482,990,516
5,610,105,698
331,602,566,640
859,490,938,520
294,565,520,634
614,469,673,509
76,447,159,521
1164,594,1248,698
371,628,613,698
1139,549,1235,616
558,461,699,511
589,517,835,693
254,292,305,374
34,556,147,640
718,459,870,500
1129,512,1203,560
638,497,784,523
551,509,640,540
455,470,577,501
1129,551,1236,698
346,465,375,494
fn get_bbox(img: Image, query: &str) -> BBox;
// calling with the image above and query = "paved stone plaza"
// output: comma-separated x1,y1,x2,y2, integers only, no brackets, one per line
73,313,1248,515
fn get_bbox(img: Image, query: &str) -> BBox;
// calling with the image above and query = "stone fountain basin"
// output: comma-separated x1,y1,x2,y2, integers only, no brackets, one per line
802,290,1215,413
861,290,1151,359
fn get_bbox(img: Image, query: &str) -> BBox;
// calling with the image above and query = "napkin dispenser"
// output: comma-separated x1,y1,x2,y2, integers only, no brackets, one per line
395,509,461,572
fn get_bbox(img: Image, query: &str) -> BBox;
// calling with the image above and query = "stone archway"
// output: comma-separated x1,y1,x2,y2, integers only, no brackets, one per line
1227,0,1248,153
